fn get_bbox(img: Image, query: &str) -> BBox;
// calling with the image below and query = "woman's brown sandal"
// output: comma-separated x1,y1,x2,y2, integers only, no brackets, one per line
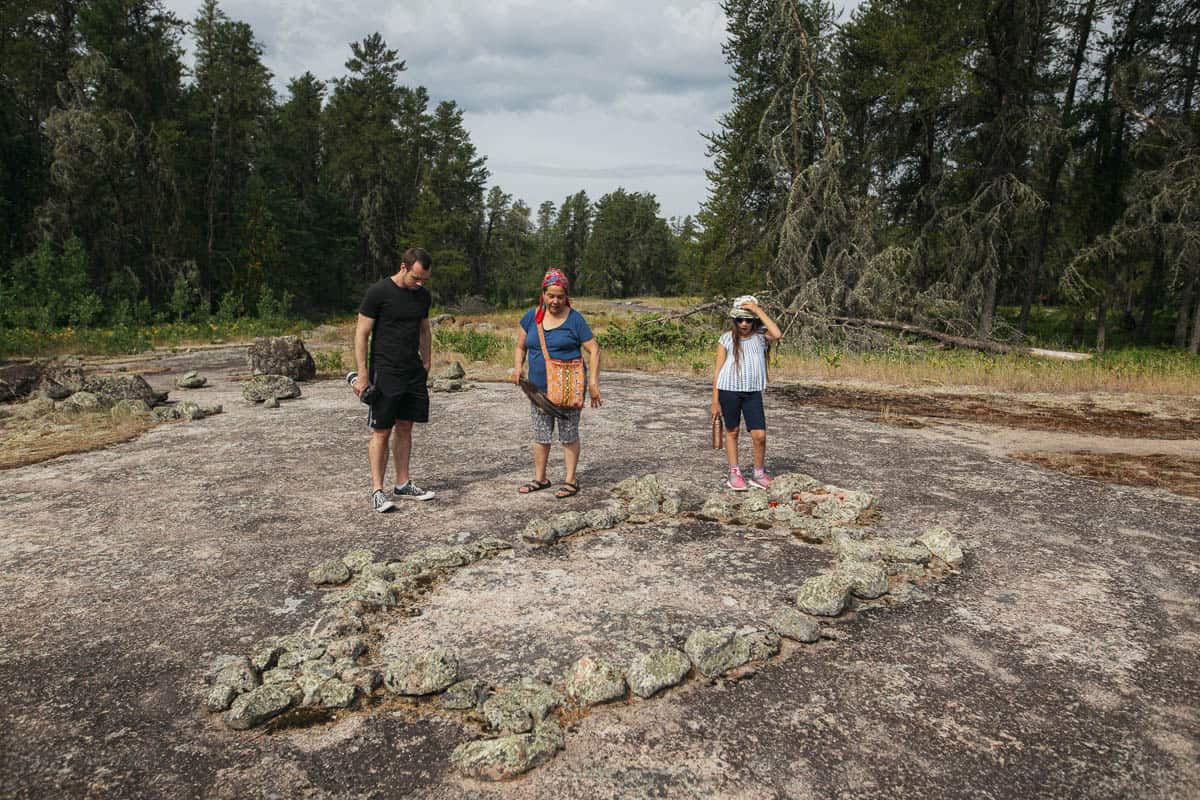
519,479,552,494
554,481,580,499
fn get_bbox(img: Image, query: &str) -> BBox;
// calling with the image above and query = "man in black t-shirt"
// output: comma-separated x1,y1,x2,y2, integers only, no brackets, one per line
352,247,436,511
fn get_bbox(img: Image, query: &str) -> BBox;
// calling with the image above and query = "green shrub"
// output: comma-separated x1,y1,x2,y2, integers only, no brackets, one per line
434,327,507,361
314,350,345,374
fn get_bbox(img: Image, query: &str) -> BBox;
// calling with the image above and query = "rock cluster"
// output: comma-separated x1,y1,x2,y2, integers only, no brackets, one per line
205,539,513,731
203,472,967,783
247,336,316,381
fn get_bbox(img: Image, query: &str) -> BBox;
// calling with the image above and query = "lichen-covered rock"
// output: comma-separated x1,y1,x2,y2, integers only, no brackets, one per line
482,692,534,734
833,532,932,567
698,496,735,521
465,537,513,559
325,636,367,661
628,648,691,699
83,374,159,407
384,648,458,695
342,549,376,573
242,374,301,403
564,656,627,707
249,642,284,672
309,612,363,641
838,560,889,599
263,396,280,409
919,527,964,566
434,361,466,380
314,678,357,708
430,378,466,392
795,572,854,616
276,645,326,670
769,607,822,643
214,657,260,694
176,371,207,389
224,685,295,730
522,511,588,546
38,357,85,400
739,627,781,660
583,505,625,530
261,667,295,685
684,627,753,678
768,472,823,500
205,684,237,712
799,487,874,524
309,559,351,586
401,545,473,572
442,678,491,711
110,399,151,417
451,721,565,781
247,336,316,381
62,391,101,412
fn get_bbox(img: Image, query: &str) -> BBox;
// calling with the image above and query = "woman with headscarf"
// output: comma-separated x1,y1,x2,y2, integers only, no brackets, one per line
510,268,602,498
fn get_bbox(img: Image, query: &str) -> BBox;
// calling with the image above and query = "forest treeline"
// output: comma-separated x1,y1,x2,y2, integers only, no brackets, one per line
2,0,1198,352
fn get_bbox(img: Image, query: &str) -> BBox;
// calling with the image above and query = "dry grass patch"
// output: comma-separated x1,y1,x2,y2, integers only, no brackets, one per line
0,409,153,470
1012,452,1200,498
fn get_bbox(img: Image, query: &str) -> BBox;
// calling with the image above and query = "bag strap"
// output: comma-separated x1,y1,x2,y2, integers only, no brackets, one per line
536,320,552,364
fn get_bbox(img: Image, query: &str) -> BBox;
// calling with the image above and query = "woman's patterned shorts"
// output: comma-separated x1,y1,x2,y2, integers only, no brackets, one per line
530,402,581,444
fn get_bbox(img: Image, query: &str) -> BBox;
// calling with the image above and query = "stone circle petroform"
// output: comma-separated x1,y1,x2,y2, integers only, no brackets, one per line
200,472,965,781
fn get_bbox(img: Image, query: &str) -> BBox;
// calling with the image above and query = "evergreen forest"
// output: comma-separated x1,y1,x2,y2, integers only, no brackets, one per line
2,0,1198,352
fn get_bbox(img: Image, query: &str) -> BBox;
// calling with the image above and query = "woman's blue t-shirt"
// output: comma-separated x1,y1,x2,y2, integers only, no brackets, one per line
520,307,594,391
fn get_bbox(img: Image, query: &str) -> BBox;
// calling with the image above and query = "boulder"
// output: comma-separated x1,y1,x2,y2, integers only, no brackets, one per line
795,572,855,617
38,357,84,399
441,678,491,711
62,391,101,412
564,656,627,707
242,374,301,403
450,721,564,781
684,627,753,678
247,336,316,381
383,648,458,695
769,607,822,643
919,527,965,566
434,361,466,380
223,685,295,730
82,374,159,407
839,560,889,599
309,559,351,586
0,360,44,402
176,371,207,389
627,648,691,699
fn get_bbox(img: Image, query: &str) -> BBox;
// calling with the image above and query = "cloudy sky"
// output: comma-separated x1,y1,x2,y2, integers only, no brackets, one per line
163,1,854,221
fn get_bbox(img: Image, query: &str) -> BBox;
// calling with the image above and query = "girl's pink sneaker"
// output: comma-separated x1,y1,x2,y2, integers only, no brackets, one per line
749,471,772,490
727,471,748,491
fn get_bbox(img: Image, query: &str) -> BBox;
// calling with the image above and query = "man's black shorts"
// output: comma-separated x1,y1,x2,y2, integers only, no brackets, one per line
367,386,429,429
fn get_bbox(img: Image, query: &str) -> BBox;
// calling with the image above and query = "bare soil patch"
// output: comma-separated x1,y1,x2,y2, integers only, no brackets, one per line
1012,451,1200,498
778,384,1200,439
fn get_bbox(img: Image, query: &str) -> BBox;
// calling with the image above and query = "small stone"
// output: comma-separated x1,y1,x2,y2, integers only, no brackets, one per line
384,648,458,695
482,693,534,734
583,505,624,530
451,721,565,781
769,608,822,643
314,678,357,708
839,560,890,599
248,642,284,672
214,657,260,694
795,572,854,616
442,678,491,711
628,649,691,699
684,627,752,678
62,391,101,412
309,559,351,586
263,396,280,409
224,685,295,730
739,628,781,660
325,636,367,661
342,549,376,573
564,656,627,707
276,646,325,670
176,371,207,389
261,668,295,685
919,527,964,566
205,684,237,712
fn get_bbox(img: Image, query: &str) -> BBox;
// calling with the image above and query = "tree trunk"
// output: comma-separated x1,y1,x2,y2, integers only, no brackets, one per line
978,268,998,340
1191,290,1200,355
1137,221,1167,341
1096,300,1107,353
1175,273,1195,348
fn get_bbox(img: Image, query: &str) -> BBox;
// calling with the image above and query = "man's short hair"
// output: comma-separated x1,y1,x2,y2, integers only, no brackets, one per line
401,247,432,271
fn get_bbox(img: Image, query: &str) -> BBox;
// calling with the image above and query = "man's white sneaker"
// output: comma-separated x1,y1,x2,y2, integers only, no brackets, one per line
372,489,396,513
394,480,436,501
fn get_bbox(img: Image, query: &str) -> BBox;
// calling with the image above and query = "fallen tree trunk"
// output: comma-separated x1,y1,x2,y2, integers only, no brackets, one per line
827,316,1092,361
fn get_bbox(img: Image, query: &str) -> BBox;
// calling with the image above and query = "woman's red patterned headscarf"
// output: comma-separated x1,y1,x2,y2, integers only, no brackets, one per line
535,268,570,324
